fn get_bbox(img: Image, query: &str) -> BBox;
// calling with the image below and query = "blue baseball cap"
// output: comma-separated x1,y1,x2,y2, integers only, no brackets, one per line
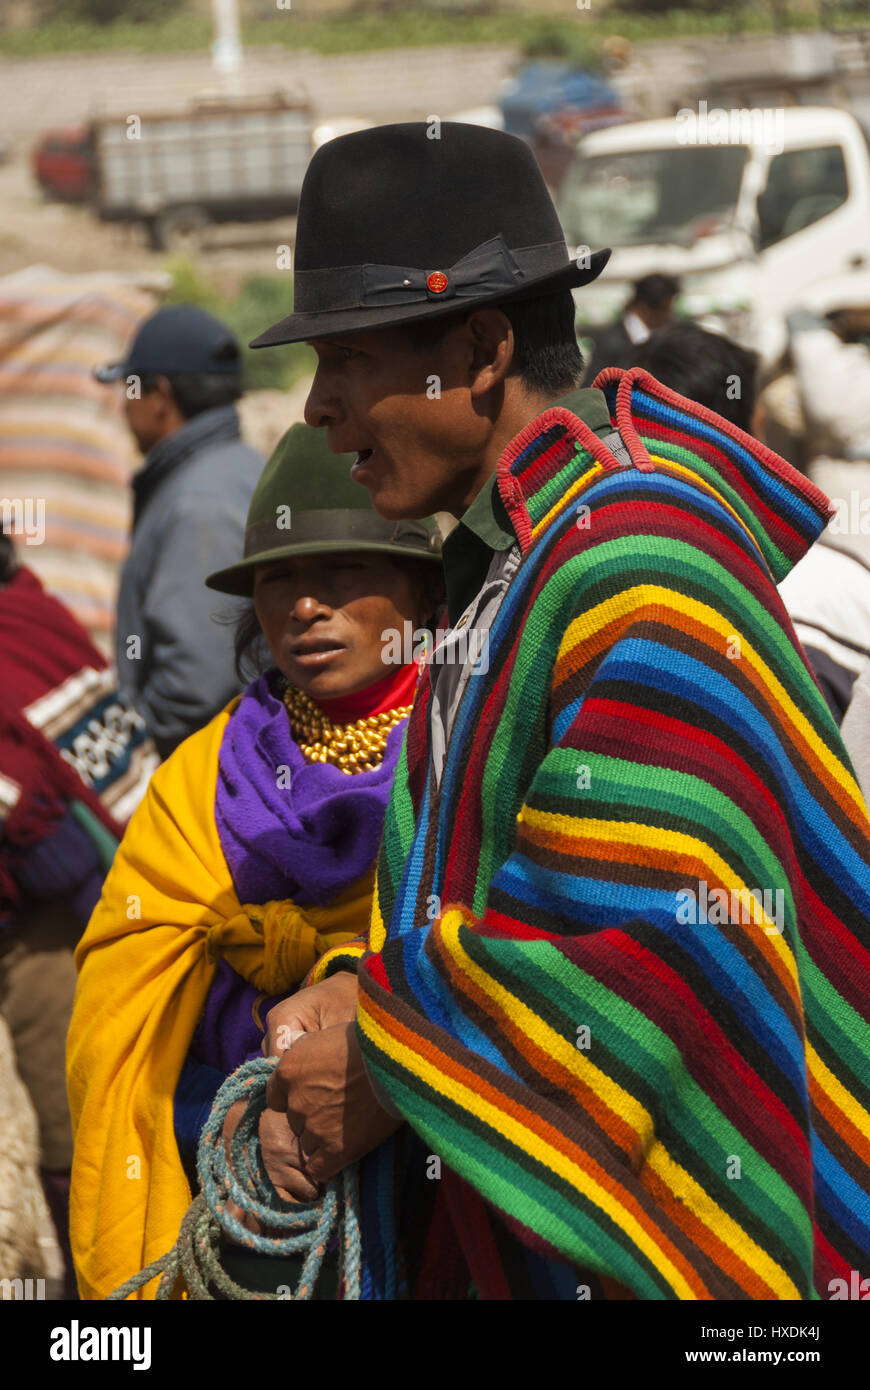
93,304,241,383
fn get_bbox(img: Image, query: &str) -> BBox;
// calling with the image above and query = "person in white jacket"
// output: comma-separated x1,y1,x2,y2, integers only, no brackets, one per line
842,662,870,800
787,303,870,567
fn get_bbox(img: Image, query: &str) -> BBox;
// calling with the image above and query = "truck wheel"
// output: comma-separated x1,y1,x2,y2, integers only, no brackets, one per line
149,205,211,253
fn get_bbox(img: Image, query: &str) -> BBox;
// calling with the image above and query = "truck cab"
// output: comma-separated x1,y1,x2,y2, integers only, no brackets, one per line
559,107,870,365
32,125,95,202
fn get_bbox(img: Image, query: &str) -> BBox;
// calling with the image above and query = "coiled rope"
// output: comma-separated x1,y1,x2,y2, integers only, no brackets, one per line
108,1057,361,1300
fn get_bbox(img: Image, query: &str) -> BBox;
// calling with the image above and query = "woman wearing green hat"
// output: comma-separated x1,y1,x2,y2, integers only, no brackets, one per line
67,424,443,1301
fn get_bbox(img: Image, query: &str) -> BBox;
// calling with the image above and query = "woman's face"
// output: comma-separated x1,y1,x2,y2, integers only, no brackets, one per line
252,551,427,700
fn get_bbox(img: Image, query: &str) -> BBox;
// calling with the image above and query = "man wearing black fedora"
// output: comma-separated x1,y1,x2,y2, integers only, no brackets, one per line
241,123,869,1300
249,121,612,527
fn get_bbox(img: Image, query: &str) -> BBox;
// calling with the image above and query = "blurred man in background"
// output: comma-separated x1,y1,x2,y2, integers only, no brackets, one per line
95,305,264,759
583,271,680,382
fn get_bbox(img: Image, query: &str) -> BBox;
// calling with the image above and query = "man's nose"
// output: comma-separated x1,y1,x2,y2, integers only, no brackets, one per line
304,369,340,430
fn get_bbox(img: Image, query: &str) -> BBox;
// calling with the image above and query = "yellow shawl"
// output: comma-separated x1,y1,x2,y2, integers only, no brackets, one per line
66,700,372,1300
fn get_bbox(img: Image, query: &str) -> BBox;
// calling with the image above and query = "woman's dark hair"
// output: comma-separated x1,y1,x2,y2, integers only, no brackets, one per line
400,287,584,397
232,602,271,684
231,553,447,684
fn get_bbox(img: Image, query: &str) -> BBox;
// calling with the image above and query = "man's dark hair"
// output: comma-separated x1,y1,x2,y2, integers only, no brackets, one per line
624,320,759,433
138,370,243,420
632,274,681,311
231,554,447,684
399,287,584,397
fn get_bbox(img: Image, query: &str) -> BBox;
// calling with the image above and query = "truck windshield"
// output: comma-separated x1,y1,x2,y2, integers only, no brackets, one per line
558,144,750,249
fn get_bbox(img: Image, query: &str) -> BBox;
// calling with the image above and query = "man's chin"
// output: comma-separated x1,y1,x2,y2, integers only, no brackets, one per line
368,487,434,523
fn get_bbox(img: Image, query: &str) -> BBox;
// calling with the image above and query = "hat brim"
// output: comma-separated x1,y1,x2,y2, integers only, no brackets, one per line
206,537,443,598
93,362,127,383
249,250,611,349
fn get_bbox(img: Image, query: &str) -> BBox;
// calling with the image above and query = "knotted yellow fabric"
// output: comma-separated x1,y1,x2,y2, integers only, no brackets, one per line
208,896,356,996
66,700,373,1301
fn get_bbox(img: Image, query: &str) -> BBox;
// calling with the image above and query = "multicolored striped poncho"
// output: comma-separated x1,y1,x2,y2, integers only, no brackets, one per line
312,366,870,1300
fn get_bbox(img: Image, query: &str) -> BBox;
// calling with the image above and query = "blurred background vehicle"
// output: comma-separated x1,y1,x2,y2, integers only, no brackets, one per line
32,104,376,217
559,106,870,368
86,90,313,251
32,124,94,202
499,59,623,140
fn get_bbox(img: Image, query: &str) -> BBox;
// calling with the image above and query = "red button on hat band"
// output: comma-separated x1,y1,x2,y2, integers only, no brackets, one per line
427,271,448,294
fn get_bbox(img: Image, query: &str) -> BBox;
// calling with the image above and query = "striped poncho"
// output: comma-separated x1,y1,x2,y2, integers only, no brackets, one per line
313,367,870,1299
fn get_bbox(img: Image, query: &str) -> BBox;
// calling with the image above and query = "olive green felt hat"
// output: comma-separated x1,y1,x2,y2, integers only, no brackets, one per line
205,422,442,597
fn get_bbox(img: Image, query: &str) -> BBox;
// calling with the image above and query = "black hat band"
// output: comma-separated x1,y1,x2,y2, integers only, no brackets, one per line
293,235,573,314
245,508,439,558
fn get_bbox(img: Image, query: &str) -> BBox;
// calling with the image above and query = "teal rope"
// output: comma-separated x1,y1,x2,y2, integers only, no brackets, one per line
107,1058,361,1301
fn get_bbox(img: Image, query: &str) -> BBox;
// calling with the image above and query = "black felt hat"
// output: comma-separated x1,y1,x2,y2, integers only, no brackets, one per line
250,121,610,349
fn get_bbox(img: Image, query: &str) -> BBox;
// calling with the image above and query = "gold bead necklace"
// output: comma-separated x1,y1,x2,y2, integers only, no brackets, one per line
282,682,412,775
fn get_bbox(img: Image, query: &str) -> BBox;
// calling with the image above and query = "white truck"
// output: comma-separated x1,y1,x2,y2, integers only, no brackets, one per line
558,106,870,365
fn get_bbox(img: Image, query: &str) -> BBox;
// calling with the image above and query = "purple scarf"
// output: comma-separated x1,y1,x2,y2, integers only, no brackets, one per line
187,671,407,1076
215,670,405,906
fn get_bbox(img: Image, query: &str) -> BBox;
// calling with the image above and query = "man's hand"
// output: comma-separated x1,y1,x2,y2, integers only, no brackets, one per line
221,1097,321,1239
263,971,359,1056
265,1022,402,1184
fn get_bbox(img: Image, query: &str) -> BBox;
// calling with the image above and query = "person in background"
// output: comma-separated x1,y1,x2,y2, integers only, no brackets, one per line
615,318,759,432
67,426,444,1300
787,303,870,566
94,305,265,759
581,316,870,725
777,536,870,724
0,529,158,1298
583,272,680,382
841,663,870,801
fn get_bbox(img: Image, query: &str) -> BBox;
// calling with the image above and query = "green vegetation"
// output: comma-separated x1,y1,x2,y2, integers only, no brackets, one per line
5,4,870,60
46,0,177,22
1,13,213,55
165,256,314,393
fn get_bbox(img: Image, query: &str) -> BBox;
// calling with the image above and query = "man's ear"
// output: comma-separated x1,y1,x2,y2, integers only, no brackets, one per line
466,307,514,398
153,374,182,420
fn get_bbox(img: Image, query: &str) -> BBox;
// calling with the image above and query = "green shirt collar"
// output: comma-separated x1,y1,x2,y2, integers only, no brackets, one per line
457,470,515,552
